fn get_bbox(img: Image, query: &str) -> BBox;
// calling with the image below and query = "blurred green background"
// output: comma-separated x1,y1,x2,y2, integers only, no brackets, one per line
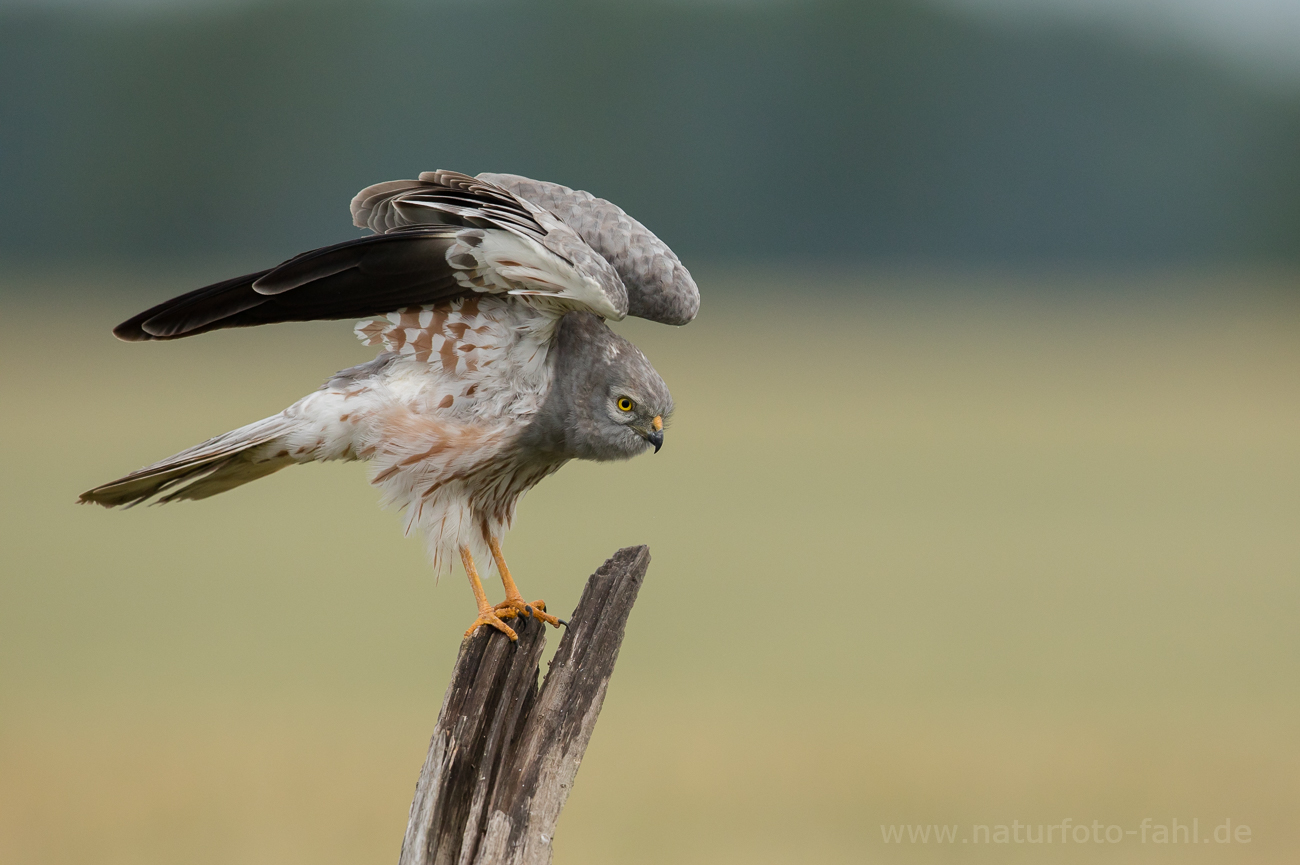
2,1,1299,864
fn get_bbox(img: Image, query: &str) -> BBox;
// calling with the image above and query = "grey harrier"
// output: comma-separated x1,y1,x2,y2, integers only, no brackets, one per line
80,171,698,640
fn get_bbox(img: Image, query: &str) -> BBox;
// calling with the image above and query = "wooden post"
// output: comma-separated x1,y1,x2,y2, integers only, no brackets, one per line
399,545,651,865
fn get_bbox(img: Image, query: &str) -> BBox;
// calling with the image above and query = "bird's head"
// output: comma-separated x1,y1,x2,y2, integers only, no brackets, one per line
522,312,674,462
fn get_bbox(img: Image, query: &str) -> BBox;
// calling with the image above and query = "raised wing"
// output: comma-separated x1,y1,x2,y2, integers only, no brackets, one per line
115,172,627,342
478,173,699,326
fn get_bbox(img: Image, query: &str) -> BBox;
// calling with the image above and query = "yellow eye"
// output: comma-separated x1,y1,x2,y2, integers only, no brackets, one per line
617,397,635,412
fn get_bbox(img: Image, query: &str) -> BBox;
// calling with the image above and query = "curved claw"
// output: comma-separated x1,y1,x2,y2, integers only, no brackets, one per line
493,597,562,629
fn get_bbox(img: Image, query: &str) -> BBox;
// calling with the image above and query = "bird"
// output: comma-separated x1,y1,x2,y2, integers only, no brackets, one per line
79,170,698,640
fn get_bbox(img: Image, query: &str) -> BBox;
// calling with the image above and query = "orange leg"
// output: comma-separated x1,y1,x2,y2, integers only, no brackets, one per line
462,546,519,641
489,537,563,628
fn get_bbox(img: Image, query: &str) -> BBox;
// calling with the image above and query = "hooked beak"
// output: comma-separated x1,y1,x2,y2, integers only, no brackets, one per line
645,415,664,453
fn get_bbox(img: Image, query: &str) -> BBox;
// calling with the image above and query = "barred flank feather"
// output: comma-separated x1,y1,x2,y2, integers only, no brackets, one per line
78,416,294,508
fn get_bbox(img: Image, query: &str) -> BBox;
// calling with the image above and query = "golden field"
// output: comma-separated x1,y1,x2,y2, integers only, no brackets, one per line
2,268,1298,864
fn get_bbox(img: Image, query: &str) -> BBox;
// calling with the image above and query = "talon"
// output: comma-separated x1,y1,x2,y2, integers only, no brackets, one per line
464,611,518,642
528,602,561,628
557,618,569,628
492,598,561,629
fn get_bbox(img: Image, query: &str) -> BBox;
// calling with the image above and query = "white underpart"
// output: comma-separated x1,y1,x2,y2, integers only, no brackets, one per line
255,295,563,573
449,228,623,320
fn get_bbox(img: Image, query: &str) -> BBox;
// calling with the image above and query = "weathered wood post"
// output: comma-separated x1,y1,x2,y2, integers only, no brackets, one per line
399,545,651,865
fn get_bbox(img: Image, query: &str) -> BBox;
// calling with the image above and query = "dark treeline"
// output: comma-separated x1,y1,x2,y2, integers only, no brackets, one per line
2,0,1298,268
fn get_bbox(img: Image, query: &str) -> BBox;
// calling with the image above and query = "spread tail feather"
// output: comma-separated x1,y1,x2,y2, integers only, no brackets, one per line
79,415,295,508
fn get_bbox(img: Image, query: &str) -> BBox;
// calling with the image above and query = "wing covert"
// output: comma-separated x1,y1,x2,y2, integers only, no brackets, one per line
477,173,699,326
351,170,629,320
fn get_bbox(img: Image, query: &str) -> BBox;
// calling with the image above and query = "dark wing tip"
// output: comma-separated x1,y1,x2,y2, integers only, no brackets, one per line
112,316,153,342
106,268,276,342
104,230,477,343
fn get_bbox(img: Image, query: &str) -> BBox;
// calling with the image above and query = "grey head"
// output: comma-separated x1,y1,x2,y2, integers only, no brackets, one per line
520,312,674,463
